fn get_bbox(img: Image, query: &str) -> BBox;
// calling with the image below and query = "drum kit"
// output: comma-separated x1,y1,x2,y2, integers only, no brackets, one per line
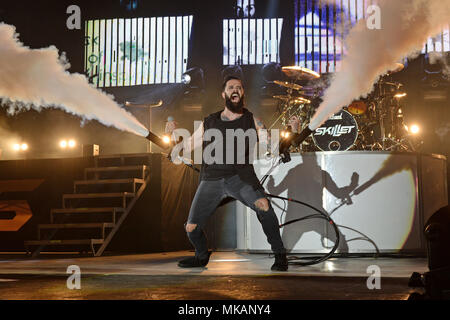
269,64,417,152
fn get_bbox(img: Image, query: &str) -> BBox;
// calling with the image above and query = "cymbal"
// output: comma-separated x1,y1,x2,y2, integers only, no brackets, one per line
282,66,321,80
293,97,311,104
382,80,403,89
297,86,321,97
272,95,311,105
301,85,322,93
273,80,303,91
273,95,291,101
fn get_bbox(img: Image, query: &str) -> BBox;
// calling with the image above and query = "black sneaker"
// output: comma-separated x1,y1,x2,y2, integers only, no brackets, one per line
178,251,212,268
271,253,288,271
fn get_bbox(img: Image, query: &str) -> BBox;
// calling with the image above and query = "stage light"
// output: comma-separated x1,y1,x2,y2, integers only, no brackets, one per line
181,74,191,85
281,131,291,139
222,65,244,83
60,139,76,149
162,135,171,144
408,206,450,300
262,62,283,82
410,124,420,134
182,67,205,91
120,0,139,11
68,140,76,148
12,143,28,151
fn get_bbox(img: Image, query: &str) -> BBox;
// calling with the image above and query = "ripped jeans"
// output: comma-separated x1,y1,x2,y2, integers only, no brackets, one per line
185,175,286,260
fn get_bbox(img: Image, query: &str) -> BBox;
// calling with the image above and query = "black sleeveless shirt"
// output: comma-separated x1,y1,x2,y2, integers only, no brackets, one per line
200,108,262,190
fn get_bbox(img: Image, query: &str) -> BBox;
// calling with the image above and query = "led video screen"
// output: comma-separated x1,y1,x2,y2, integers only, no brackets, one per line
295,0,449,74
84,16,193,87
223,18,284,65
422,28,450,54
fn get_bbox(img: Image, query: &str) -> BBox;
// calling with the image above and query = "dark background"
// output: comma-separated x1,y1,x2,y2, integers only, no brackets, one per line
0,0,448,163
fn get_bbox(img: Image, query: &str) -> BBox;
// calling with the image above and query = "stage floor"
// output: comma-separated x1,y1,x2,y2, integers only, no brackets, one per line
0,251,428,300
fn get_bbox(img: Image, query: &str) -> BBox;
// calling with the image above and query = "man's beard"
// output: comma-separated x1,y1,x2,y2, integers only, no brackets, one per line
225,94,245,113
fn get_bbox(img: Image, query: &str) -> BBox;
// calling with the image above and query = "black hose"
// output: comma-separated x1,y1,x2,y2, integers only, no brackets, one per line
266,194,341,266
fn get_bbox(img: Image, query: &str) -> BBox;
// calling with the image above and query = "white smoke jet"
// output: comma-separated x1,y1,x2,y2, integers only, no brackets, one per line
0,23,149,137
428,52,450,77
309,0,450,130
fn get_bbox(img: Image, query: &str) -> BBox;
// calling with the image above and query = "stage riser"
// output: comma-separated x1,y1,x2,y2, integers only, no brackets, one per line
0,154,197,254
234,152,448,254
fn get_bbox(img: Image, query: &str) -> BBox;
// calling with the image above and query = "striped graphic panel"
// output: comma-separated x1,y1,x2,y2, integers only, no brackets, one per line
295,0,450,74
84,16,193,87
223,18,284,66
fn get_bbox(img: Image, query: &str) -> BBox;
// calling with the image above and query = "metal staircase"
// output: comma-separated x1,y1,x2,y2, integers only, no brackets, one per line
24,154,151,257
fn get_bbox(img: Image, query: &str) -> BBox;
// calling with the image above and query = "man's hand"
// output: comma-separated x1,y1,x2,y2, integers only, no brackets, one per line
288,116,301,133
165,120,177,135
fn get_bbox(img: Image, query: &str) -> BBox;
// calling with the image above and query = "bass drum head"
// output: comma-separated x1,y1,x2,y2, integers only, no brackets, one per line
312,110,358,151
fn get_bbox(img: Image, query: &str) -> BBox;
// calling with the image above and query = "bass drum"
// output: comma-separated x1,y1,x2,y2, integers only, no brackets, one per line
312,110,358,151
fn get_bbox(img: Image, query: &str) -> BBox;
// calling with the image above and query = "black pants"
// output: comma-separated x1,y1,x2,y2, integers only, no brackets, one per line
186,175,286,260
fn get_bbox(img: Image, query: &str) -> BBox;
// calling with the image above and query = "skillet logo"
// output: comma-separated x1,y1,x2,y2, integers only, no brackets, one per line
0,201,33,232
315,125,356,137
0,180,44,232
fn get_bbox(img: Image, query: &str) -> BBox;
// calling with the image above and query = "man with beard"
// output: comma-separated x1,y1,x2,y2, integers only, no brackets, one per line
176,76,288,271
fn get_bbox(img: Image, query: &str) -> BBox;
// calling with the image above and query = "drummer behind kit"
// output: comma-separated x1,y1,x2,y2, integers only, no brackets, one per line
269,64,422,152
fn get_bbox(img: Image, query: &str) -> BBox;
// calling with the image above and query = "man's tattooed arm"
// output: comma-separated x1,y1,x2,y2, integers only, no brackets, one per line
254,116,272,154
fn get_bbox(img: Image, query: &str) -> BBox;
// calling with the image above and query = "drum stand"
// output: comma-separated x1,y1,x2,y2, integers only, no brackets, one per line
366,78,416,152
268,100,297,130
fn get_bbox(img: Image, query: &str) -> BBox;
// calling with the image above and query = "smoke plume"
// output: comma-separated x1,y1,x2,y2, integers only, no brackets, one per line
309,0,450,130
0,23,149,137
428,52,450,77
